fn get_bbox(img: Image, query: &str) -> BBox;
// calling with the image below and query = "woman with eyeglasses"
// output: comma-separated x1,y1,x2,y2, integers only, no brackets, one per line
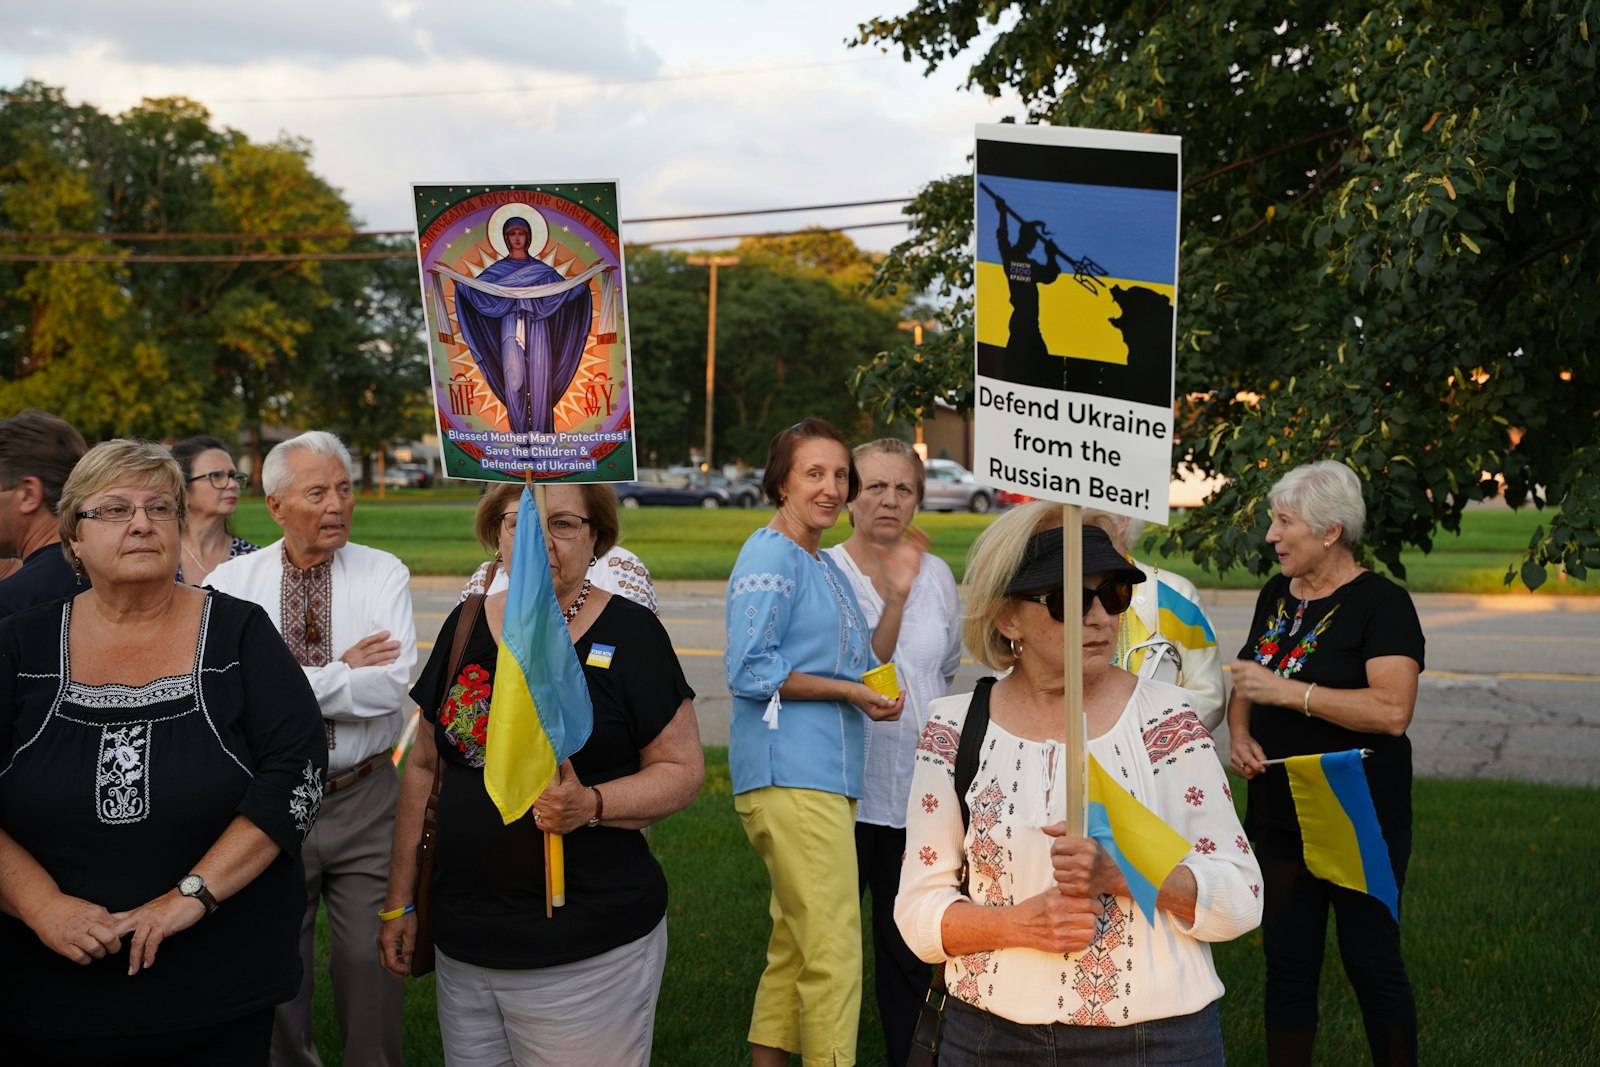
895,503,1261,1064
169,435,259,586
823,437,961,1067
0,439,327,1064
381,481,703,1066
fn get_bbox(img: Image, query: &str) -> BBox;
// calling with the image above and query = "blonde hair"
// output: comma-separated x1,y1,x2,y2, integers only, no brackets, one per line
961,501,1063,671
58,439,186,574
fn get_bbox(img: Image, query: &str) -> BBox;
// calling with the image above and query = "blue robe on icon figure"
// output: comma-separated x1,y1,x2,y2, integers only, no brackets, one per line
453,217,592,435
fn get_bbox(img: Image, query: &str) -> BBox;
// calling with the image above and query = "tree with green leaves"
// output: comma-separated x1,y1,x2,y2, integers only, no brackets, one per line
0,82,430,468
627,233,905,468
853,2,1597,587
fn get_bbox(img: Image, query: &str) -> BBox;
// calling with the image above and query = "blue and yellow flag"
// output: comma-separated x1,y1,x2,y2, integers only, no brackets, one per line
1156,581,1217,650
484,488,594,825
1086,755,1192,924
1283,750,1400,922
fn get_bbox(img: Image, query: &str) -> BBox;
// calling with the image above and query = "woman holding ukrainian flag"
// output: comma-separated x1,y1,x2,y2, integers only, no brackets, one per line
380,482,703,1066
895,503,1262,1064
1228,460,1425,1066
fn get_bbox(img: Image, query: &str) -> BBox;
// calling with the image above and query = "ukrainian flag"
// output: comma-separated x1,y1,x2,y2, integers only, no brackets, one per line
1283,750,1400,922
1156,581,1217,650
484,488,594,825
1086,755,1192,924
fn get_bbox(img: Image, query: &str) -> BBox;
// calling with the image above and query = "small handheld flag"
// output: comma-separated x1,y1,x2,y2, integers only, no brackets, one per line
1156,581,1217,650
484,487,594,825
1283,749,1400,922
1086,755,1192,923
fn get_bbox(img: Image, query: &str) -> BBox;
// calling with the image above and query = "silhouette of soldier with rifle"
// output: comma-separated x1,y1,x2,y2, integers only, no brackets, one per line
984,183,1110,361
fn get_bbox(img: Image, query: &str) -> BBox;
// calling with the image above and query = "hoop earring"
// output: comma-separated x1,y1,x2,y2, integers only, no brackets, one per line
1009,637,1022,659
589,555,598,567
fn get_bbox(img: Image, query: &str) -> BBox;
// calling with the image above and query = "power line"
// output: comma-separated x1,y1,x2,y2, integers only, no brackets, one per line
0,197,912,245
202,57,883,105
0,220,911,264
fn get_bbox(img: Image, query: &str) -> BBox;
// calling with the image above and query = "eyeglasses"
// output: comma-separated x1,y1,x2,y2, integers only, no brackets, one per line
188,469,248,490
861,481,916,500
77,500,182,523
1014,579,1135,622
504,511,593,541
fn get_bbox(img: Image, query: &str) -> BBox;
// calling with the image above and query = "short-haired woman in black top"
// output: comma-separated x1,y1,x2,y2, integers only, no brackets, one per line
380,482,704,1066
1228,460,1425,1066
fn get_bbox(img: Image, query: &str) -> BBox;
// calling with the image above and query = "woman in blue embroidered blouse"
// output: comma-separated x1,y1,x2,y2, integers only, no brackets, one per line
725,417,922,1067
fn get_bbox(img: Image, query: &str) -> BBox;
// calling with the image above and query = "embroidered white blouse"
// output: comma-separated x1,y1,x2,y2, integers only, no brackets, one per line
895,679,1263,1027
824,545,962,828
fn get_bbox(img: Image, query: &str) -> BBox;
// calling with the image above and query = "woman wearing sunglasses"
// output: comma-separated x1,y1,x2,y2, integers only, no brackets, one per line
896,503,1261,1064
170,436,259,586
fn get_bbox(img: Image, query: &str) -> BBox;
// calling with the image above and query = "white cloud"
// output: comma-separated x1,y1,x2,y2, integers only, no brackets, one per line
3,1,1016,250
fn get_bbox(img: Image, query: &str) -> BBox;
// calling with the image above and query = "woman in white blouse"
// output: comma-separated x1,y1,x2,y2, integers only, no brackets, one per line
824,439,961,1067
896,503,1262,1064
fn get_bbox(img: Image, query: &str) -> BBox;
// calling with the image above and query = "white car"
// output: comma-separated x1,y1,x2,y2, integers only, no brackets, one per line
921,459,996,513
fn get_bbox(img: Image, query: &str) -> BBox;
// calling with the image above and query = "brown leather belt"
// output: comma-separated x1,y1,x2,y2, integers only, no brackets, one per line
325,751,393,795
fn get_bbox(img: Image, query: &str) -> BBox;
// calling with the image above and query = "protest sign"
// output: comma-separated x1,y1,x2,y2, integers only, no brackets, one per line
414,182,636,483
973,124,1181,523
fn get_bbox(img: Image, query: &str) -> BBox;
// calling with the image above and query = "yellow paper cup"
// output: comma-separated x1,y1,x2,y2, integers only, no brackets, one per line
861,664,900,700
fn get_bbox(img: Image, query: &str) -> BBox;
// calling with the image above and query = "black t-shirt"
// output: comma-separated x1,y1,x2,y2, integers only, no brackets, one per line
0,593,325,1037
1237,572,1425,845
410,593,694,969
0,543,85,619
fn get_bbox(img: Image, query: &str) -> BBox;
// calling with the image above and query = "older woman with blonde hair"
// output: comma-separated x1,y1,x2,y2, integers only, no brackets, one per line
1228,460,1425,1065
896,502,1261,1064
0,439,326,1065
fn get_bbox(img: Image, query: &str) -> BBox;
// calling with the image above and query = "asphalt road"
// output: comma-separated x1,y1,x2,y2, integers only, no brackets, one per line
408,578,1600,788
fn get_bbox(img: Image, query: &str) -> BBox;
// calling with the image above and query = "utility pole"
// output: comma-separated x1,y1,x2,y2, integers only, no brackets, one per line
897,318,939,458
685,254,740,471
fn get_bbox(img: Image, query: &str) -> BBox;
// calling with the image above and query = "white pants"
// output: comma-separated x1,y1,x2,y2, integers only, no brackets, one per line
435,919,668,1067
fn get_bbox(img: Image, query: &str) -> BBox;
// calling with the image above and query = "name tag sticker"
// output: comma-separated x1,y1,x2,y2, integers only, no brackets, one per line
586,643,616,669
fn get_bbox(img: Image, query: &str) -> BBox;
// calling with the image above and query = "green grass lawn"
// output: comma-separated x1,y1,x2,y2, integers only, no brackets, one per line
233,492,1584,595
315,752,1600,1065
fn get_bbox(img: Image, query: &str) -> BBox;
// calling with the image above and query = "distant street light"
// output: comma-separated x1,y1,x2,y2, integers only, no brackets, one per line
897,318,939,458
685,254,740,470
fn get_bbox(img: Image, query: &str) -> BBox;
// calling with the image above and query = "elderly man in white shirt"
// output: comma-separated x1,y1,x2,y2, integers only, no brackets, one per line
210,431,415,1067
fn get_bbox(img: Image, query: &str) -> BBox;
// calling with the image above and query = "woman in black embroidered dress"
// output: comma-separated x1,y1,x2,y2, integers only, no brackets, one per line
1228,460,1426,1066
379,482,703,1066
0,439,326,1066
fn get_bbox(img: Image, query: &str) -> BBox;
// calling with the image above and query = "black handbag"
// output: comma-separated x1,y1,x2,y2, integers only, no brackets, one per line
906,677,997,1066
410,586,488,977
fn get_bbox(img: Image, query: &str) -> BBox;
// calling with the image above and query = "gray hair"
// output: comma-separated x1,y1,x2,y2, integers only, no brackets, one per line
1269,460,1366,548
262,431,352,497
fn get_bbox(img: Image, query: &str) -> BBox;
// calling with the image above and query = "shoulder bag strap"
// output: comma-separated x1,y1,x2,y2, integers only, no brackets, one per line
954,676,997,835
423,582,491,821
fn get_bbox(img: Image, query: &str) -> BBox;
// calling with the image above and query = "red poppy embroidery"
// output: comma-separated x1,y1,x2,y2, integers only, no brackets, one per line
918,845,938,866
1184,786,1205,807
1194,837,1217,855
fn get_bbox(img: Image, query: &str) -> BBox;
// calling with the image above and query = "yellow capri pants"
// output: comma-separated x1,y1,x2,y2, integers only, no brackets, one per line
735,786,862,1066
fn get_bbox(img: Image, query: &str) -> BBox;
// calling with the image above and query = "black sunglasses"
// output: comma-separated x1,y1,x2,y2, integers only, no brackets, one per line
1014,580,1135,622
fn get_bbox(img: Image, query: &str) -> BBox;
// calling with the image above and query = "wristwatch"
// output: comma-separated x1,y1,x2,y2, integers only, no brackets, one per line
177,874,219,916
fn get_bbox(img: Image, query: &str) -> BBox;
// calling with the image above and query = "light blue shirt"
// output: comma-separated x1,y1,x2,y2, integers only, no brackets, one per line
725,528,877,797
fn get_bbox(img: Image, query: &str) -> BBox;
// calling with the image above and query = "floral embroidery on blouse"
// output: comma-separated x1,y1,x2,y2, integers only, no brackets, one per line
439,663,492,767
1068,895,1127,1026
289,759,324,836
1253,598,1341,676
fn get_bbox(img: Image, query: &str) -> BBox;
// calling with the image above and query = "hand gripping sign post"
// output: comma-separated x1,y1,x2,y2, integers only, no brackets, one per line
973,124,1181,832
414,181,640,914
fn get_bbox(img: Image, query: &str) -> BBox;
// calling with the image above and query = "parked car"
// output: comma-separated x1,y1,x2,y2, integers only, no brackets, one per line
668,467,764,508
617,468,730,508
921,459,995,513
382,463,433,488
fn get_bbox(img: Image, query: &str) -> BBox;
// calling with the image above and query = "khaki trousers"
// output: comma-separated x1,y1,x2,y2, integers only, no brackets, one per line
271,766,404,1067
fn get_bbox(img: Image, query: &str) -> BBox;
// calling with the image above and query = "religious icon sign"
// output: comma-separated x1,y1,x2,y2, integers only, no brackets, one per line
413,182,637,483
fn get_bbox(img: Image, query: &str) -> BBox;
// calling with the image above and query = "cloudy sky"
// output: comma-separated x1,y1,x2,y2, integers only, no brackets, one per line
2,0,1021,250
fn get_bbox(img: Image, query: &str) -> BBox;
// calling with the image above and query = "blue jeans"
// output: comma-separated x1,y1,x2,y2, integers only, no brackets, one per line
939,997,1225,1066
